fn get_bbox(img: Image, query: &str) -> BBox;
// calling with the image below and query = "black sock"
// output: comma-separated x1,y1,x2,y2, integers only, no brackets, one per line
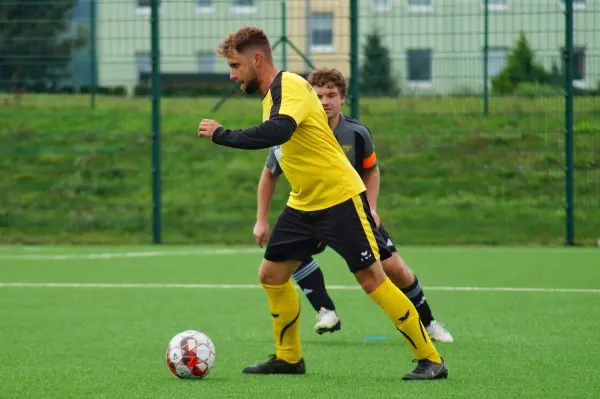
401,275,434,327
293,258,336,312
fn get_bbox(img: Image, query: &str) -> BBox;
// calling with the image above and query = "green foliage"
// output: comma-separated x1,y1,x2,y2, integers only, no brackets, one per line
514,83,562,99
492,32,551,95
0,0,87,88
359,30,400,96
0,95,598,245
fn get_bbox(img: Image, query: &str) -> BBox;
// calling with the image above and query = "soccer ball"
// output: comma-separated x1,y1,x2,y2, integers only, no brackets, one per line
166,330,216,379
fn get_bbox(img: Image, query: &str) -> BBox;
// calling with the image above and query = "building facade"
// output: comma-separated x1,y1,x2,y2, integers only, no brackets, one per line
94,0,598,94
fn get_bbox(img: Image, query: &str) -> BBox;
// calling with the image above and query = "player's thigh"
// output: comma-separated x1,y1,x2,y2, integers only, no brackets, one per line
316,193,391,274
264,206,320,265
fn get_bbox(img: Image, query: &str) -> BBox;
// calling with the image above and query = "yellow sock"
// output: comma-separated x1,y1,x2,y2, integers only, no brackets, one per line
261,280,302,363
368,278,442,363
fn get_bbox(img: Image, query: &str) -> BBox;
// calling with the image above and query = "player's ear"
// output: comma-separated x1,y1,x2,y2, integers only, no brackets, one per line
252,51,262,67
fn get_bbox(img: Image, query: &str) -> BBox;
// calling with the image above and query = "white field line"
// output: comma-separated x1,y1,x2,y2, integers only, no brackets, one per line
0,246,597,260
0,248,264,260
0,282,598,293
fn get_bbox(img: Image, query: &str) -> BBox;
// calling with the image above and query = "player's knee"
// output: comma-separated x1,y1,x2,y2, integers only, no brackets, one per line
381,254,414,287
353,261,387,294
258,259,297,286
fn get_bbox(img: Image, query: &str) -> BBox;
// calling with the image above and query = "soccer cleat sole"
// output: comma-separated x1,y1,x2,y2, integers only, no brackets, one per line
316,319,341,335
402,360,449,381
242,358,306,375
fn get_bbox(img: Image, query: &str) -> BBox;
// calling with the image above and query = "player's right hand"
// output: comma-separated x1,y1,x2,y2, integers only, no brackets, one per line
253,220,269,248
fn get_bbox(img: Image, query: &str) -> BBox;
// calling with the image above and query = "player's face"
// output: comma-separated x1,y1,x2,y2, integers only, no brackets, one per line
227,50,259,95
314,84,344,119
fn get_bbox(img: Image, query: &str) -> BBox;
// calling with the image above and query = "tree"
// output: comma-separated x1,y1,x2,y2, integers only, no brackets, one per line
491,32,550,95
0,0,87,89
360,30,399,96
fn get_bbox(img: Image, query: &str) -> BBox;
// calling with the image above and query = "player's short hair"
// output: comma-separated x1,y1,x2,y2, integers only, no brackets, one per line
307,67,348,97
218,26,272,59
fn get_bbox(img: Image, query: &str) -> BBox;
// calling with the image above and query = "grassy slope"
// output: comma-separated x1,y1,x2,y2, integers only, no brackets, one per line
0,93,598,245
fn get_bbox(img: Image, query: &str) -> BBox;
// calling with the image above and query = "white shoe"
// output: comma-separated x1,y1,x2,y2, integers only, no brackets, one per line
426,320,454,343
314,307,341,335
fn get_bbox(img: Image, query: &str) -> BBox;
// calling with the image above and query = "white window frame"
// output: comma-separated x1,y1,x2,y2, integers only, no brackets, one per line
406,49,433,89
230,0,256,14
310,12,334,53
373,0,392,12
136,0,151,15
196,0,215,14
482,0,509,11
407,0,433,13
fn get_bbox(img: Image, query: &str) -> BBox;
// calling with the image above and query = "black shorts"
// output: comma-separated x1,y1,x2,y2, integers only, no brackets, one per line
264,193,392,273
309,224,397,261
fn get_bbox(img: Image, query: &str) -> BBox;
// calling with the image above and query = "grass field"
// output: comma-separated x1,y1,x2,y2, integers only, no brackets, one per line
0,93,599,245
1,245,599,398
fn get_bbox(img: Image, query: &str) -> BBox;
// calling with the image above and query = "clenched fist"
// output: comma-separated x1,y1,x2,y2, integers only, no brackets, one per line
197,119,222,140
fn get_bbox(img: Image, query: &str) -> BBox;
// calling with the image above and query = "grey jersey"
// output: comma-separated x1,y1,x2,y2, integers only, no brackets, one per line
265,113,376,177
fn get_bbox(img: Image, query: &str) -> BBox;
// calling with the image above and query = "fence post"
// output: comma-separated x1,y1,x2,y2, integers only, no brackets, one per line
482,0,489,115
281,0,287,70
564,0,575,245
151,0,162,244
304,0,311,75
89,0,97,109
349,0,359,120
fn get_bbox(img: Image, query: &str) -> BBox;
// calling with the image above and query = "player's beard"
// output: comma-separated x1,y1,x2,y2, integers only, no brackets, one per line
243,76,259,95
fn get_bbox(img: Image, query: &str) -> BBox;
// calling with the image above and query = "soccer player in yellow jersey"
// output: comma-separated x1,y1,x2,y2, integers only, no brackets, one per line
197,26,448,380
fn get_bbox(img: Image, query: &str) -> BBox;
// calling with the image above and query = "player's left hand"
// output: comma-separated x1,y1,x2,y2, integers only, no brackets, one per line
197,119,222,139
371,209,381,229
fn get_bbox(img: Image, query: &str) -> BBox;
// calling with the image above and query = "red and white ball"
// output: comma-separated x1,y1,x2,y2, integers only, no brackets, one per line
166,330,216,379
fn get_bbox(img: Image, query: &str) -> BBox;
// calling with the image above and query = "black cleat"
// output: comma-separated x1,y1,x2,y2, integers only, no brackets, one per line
402,358,448,381
242,355,306,375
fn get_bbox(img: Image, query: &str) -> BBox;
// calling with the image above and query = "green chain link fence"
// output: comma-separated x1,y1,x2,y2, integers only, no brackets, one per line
0,0,598,245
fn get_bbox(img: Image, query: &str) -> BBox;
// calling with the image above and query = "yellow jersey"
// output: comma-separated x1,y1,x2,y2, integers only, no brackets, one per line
261,71,366,211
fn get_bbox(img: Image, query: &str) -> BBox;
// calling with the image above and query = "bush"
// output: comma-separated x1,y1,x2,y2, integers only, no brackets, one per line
491,32,551,95
360,29,400,97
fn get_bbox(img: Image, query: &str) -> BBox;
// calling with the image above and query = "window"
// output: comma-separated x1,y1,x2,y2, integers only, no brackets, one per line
136,52,152,83
407,49,432,86
560,0,586,9
136,0,159,15
561,47,586,85
573,48,586,81
373,0,391,12
231,0,255,13
407,0,432,12
484,0,508,11
486,48,508,79
197,52,215,73
311,13,333,52
197,0,214,12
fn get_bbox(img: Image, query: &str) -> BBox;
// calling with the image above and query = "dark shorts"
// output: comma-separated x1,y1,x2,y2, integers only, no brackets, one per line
264,193,392,273
309,224,397,261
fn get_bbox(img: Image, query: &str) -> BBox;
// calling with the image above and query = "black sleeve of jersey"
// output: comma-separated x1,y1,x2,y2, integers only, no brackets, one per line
211,116,296,150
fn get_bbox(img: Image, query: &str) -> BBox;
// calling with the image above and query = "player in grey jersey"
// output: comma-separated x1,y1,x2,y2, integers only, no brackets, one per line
253,67,453,342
